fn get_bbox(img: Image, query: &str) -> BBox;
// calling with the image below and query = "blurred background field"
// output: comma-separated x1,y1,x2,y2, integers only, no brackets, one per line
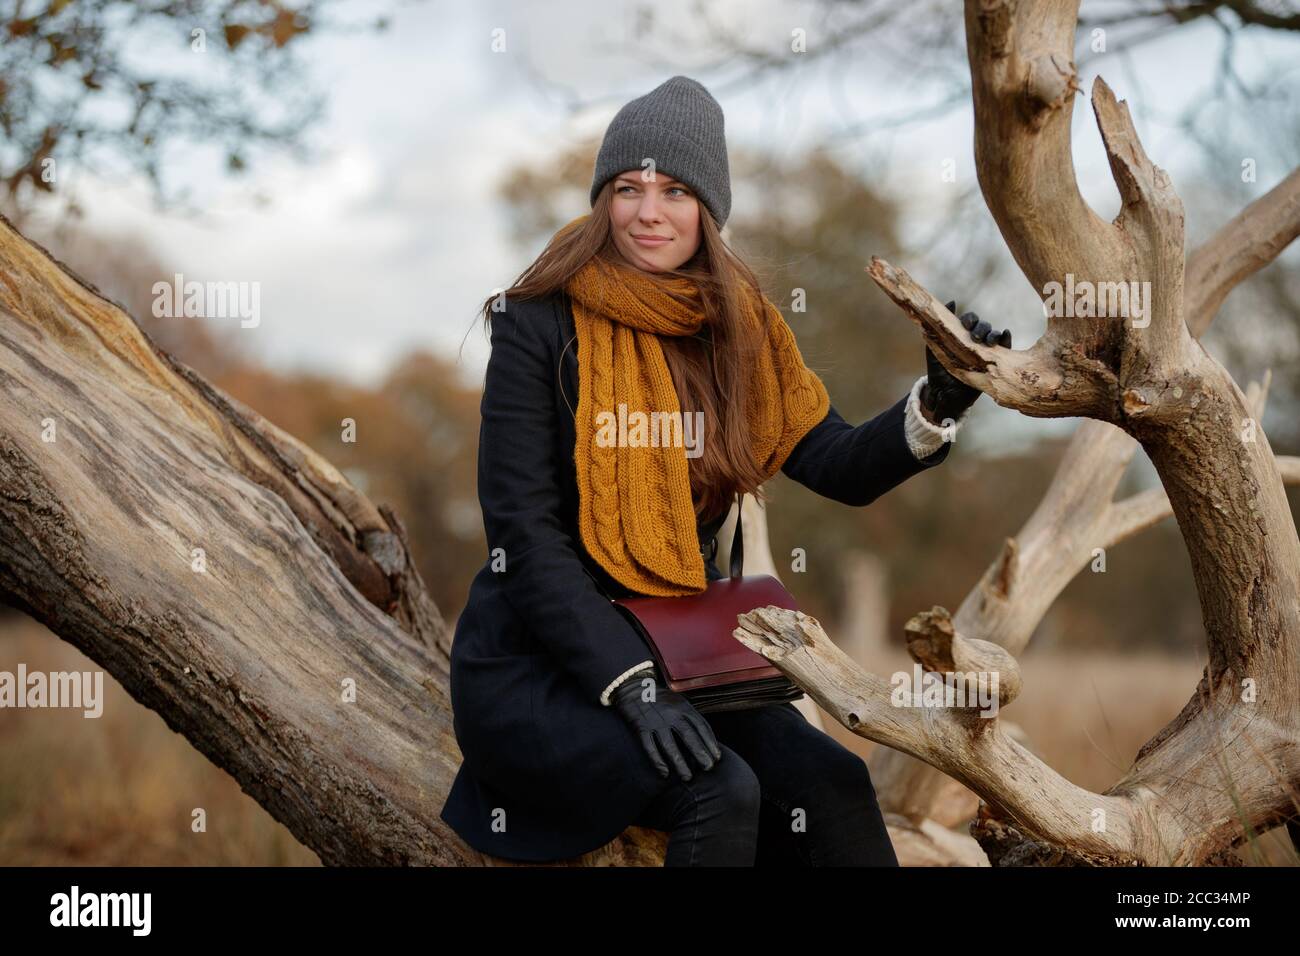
0,615,318,866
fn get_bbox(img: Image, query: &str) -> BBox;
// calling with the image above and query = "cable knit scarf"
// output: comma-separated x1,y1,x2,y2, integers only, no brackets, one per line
556,214,830,597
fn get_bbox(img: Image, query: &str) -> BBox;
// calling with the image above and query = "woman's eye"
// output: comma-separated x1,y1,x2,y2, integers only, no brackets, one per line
616,184,689,197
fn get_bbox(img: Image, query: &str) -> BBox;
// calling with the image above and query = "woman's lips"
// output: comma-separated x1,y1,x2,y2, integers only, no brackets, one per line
632,234,671,246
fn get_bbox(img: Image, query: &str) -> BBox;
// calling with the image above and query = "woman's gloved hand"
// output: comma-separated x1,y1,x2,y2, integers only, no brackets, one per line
920,300,1013,424
609,667,722,782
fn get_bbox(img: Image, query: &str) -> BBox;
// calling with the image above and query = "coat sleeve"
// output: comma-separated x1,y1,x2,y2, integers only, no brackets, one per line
779,383,954,507
476,300,655,704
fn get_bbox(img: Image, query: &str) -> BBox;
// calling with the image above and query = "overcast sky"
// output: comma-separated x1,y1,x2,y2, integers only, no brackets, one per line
50,0,1300,401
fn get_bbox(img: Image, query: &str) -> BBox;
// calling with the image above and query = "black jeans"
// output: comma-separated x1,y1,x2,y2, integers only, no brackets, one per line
631,702,899,866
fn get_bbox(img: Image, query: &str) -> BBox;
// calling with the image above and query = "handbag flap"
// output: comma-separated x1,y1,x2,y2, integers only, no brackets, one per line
612,575,799,684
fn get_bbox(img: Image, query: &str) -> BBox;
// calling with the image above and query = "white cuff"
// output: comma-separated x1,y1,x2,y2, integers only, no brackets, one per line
600,660,655,706
904,375,969,459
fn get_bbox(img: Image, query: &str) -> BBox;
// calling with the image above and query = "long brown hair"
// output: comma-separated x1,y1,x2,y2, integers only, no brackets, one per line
477,181,776,523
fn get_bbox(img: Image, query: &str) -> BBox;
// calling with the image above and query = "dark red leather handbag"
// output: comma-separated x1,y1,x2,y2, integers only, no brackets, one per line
608,493,805,713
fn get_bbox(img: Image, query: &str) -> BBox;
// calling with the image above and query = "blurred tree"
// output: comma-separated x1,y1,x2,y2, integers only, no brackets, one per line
0,0,394,221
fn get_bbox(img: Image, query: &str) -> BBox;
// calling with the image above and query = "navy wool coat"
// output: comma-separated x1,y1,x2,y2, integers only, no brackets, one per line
438,290,951,862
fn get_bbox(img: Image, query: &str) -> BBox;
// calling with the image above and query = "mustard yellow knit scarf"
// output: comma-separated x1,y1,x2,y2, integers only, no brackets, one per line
558,214,830,597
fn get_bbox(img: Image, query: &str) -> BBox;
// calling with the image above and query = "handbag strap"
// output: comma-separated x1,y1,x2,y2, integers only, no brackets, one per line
729,492,745,579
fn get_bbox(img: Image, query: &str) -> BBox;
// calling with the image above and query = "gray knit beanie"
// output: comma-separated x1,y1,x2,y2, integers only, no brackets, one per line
589,75,731,228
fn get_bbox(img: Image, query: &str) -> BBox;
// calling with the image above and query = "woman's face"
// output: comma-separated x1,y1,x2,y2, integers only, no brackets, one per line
608,169,702,272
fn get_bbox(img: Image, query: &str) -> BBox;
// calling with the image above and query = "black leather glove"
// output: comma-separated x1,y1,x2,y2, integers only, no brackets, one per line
609,666,722,782
920,300,1012,424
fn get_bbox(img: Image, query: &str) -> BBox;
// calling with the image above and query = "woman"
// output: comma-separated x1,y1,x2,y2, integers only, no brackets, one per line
439,75,1010,866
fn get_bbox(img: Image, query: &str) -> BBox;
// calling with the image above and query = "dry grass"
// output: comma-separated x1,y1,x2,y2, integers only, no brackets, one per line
0,617,318,866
